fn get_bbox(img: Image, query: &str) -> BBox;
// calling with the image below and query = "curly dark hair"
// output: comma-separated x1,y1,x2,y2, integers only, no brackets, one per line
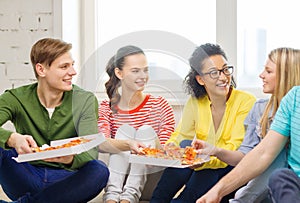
184,43,236,98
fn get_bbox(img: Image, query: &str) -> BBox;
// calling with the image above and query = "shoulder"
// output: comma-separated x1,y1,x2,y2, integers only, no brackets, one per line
99,100,110,108
72,85,94,95
254,98,269,107
226,89,256,109
2,83,37,100
148,95,168,103
231,89,256,100
71,85,96,99
280,86,300,109
252,98,269,109
286,86,300,100
146,95,173,110
248,98,269,116
188,95,209,104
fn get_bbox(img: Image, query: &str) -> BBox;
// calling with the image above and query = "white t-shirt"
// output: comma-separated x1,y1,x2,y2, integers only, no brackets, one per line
46,108,55,119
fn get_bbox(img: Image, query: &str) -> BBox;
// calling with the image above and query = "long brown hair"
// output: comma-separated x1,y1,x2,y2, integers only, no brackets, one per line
260,48,300,137
105,45,144,113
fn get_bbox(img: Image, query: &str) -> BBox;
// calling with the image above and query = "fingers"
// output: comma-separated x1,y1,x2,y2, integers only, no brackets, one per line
44,155,74,164
25,135,38,148
130,141,145,154
192,139,205,150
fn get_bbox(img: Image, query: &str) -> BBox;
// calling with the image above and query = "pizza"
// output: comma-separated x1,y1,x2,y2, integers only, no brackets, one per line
139,146,204,165
31,137,92,152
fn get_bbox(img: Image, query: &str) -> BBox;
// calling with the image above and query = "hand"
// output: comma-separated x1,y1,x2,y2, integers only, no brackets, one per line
164,143,182,158
196,193,221,203
7,132,38,154
189,162,205,170
43,154,74,165
128,140,145,154
163,142,177,150
192,139,217,156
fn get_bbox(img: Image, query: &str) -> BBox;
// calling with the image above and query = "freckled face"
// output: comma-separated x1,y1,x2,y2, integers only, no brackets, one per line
259,59,276,94
115,53,149,93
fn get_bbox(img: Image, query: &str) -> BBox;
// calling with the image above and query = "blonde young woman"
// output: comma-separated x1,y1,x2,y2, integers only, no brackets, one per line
195,47,300,203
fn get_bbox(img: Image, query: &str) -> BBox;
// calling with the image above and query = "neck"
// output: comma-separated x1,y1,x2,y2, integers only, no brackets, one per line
209,94,227,111
37,84,64,108
118,91,145,110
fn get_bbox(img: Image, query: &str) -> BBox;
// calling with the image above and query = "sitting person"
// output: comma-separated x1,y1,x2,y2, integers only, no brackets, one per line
98,45,175,203
0,38,141,203
196,52,300,203
194,47,300,202
150,43,256,203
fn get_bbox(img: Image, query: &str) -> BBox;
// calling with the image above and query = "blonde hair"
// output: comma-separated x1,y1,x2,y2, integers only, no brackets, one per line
260,48,300,137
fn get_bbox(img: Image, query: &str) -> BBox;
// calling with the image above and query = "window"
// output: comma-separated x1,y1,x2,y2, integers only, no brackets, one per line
63,0,299,99
95,0,216,105
237,0,300,95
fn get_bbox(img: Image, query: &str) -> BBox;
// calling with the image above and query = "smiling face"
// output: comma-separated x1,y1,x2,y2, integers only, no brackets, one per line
37,52,76,92
259,58,276,94
195,55,232,98
115,53,148,94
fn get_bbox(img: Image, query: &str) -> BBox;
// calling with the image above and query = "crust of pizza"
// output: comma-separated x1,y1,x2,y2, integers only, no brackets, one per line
139,146,203,165
31,138,92,152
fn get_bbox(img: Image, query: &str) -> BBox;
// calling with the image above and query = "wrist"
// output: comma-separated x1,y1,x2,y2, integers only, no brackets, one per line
212,146,220,157
125,140,131,151
7,132,18,148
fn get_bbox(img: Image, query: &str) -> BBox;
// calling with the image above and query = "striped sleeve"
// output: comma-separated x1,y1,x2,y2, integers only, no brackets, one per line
156,96,175,145
97,100,112,138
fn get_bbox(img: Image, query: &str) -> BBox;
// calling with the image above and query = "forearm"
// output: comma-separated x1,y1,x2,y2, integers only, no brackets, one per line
210,144,274,198
214,147,245,166
99,138,130,153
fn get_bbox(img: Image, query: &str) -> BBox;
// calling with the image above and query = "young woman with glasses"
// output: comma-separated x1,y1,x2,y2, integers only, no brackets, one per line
151,43,256,203
196,48,300,203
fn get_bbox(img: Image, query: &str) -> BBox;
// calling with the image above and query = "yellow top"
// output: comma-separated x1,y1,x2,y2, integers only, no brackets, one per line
166,88,256,170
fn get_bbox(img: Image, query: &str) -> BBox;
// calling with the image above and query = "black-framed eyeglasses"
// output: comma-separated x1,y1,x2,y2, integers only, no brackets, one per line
200,66,234,79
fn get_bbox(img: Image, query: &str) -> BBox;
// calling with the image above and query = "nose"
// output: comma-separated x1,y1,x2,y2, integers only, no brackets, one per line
140,70,148,78
69,66,77,76
259,71,264,79
218,70,227,79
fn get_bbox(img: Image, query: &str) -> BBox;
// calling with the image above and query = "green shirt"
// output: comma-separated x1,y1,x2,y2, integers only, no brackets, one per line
0,83,99,170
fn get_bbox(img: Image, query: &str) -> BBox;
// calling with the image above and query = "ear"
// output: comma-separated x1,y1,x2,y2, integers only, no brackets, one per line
114,67,123,80
35,63,46,78
195,75,205,85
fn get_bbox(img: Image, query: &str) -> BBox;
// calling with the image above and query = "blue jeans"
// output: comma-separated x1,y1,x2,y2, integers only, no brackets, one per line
230,148,287,203
0,148,109,203
150,140,235,203
150,165,234,203
268,168,300,202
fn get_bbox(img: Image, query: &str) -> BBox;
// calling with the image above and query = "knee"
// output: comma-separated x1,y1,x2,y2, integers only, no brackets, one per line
179,140,192,148
87,160,110,183
269,168,290,189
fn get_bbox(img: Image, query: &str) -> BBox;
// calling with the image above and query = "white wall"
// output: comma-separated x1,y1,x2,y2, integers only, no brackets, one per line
0,0,62,94
0,0,62,130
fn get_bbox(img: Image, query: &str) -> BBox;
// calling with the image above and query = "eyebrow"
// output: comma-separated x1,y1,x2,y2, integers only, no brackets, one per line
207,64,228,70
58,60,75,67
130,66,148,70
